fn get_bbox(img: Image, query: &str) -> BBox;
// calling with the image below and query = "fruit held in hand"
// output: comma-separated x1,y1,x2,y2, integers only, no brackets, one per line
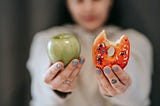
47,34,81,66
92,30,130,70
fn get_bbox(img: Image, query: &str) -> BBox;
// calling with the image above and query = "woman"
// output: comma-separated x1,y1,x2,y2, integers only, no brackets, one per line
26,0,153,106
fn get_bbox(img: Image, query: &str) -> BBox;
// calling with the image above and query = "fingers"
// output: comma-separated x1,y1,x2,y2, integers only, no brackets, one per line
70,57,85,80
45,57,85,92
96,69,117,96
48,59,79,89
55,57,84,85
103,66,126,93
44,62,64,83
61,59,80,78
50,79,76,92
98,80,111,96
112,65,132,86
96,64,132,96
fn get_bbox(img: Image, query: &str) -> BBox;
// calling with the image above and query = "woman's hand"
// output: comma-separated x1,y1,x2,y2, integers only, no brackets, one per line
44,57,85,93
96,65,132,97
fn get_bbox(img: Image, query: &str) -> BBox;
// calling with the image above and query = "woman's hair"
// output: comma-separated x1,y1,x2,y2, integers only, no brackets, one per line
57,0,120,26
57,0,74,25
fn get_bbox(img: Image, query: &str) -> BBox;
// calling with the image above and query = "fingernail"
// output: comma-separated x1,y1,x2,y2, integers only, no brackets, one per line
104,67,111,74
72,61,78,66
80,58,84,64
56,64,62,69
96,70,101,75
113,66,119,72
111,79,117,84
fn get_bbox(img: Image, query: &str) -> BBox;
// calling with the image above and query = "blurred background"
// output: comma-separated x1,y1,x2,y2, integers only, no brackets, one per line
0,0,160,106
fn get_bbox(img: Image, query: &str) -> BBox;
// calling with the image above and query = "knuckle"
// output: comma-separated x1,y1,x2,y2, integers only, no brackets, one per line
108,73,115,79
61,73,68,80
112,83,120,89
110,91,117,96
102,83,110,89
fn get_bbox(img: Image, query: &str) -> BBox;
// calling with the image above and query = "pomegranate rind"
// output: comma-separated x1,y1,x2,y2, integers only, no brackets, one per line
92,30,130,70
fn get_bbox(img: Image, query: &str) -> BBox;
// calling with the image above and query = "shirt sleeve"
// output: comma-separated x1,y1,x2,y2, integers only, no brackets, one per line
26,30,72,106
102,29,153,106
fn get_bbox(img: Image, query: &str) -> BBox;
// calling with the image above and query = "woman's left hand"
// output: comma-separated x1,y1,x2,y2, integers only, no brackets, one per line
96,65,132,97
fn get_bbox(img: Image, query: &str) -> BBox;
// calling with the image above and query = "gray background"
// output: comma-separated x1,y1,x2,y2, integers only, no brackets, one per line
0,0,160,106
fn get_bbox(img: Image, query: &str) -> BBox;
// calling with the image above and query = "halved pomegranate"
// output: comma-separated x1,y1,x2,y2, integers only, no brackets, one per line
92,30,130,70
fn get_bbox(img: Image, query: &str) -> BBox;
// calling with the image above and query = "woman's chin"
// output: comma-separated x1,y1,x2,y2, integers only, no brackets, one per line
81,24,103,32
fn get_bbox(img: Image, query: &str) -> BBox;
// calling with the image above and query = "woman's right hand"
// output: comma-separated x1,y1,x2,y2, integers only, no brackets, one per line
44,57,85,93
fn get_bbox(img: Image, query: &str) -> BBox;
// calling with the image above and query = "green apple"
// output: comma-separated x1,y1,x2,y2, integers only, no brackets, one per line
47,33,81,66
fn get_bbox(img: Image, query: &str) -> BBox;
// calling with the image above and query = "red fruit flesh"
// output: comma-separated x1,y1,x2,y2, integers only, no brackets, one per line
92,30,130,70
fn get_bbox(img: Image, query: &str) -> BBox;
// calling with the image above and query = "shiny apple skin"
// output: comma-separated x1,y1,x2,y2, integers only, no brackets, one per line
47,34,81,66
